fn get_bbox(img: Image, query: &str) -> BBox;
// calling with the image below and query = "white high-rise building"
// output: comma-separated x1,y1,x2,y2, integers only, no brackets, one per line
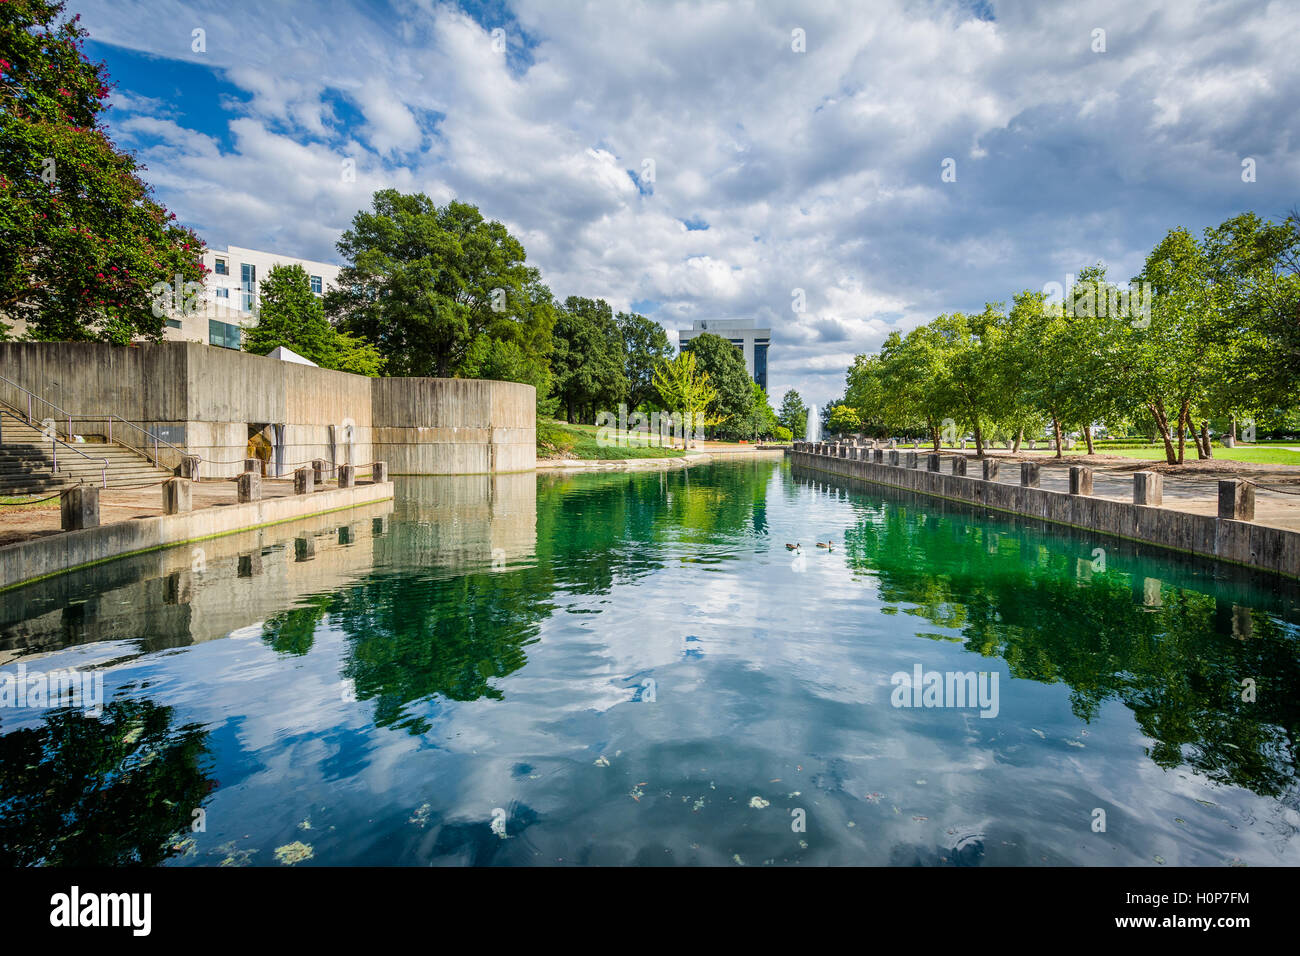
677,319,771,393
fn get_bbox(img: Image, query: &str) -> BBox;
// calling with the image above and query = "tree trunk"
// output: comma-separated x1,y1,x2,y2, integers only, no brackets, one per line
931,425,941,452
1149,399,1177,464
1200,420,1214,459
1013,428,1023,454
1084,426,1095,455
1229,416,1237,442
1052,417,1063,459
973,421,984,458
1176,399,1189,464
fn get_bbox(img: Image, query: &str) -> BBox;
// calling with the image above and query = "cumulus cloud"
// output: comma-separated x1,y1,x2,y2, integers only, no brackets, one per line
72,0,1300,406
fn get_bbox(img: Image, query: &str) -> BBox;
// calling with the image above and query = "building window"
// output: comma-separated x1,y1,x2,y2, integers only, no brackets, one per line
165,318,183,329
215,288,229,299
754,342,768,393
310,275,323,295
209,319,242,350
240,263,256,313
214,258,228,276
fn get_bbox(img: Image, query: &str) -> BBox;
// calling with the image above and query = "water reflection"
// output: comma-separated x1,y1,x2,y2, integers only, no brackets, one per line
0,459,1297,866
0,698,213,866
800,464,1300,799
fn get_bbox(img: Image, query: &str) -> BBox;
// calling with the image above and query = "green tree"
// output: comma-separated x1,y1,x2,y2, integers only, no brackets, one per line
878,325,952,447
550,296,626,423
844,353,887,436
652,350,720,449
0,0,205,342
616,311,673,410
742,381,779,440
683,332,753,437
243,264,383,376
778,388,808,439
326,189,554,382
827,403,862,435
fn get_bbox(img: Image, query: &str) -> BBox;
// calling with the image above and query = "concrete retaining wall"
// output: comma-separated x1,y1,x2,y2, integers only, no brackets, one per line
372,376,534,475
0,341,534,477
791,444,1300,581
0,480,394,592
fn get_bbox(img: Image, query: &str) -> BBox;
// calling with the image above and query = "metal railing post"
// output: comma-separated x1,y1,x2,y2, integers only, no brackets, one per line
51,434,57,473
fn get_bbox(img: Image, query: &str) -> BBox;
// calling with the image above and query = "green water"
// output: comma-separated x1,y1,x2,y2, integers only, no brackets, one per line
1,457,1298,866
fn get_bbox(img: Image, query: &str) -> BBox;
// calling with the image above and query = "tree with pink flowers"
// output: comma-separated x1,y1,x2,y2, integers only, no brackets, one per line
0,0,204,343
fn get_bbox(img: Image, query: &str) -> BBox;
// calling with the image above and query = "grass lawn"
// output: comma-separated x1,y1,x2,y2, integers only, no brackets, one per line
538,420,686,460
1046,444,1300,466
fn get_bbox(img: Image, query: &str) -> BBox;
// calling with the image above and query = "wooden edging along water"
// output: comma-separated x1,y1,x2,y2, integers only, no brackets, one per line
790,442,1299,582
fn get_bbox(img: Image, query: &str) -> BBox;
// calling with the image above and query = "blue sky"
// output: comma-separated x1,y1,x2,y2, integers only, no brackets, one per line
71,0,1300,407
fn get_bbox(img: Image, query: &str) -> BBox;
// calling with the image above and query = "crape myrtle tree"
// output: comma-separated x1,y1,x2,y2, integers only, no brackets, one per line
1122,229,1231,464
1199,212,1300,444
549,296,626,424
326,190,555,395
0,0,205,343
685,331,754,439
832,211,1300,464
244,264,383,376
826,403,862,436
777,388,808,439
880,325,951,448
843,353,886,437
930,305,1012,458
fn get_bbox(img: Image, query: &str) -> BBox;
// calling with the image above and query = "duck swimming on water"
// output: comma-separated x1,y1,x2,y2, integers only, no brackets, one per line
785,543,801,551
816,540,833,550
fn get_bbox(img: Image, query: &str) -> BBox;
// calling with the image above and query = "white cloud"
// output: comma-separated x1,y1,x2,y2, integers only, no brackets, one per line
71,0,1300,406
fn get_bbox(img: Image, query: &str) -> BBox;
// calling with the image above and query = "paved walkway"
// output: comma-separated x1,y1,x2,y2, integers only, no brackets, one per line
0,478,308,547
867,447,1300,532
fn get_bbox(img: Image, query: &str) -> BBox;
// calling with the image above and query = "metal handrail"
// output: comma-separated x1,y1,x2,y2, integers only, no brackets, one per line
0,371,187,467
0,409,108,488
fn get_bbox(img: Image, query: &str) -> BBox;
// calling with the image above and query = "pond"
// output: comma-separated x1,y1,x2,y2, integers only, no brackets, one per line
1,457,1298,866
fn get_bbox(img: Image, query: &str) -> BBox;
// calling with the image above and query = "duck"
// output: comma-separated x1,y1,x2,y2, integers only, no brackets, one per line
816,540,834,550
785,542,801,551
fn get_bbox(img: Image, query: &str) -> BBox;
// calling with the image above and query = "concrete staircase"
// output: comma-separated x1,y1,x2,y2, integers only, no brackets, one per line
0,417,173,495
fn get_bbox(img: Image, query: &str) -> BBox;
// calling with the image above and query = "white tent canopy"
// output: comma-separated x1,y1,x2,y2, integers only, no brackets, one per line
266,346,318,367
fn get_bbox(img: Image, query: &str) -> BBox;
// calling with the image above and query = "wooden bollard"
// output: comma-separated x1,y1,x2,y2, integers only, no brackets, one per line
981,459,999,481
1218,479,1255,521
888,450,900,466
237,471,261,503
338,464,356,488
312,458,327,485
1133,471,1162,506
179,455,201,479
926,453,941,472
294,467,314,495
1020,462,1040,487
373,461,388,483
163,477,192,514
60,484,99,530
952,457,967,476
1069,466,1093,496
904,451,918,468
243,458,261,476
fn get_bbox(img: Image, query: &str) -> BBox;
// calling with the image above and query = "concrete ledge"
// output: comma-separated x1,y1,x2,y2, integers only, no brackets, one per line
0,481,394,592
791,449,1300,581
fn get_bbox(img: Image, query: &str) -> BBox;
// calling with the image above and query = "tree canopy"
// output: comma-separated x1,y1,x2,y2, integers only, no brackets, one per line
0,0,204,343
